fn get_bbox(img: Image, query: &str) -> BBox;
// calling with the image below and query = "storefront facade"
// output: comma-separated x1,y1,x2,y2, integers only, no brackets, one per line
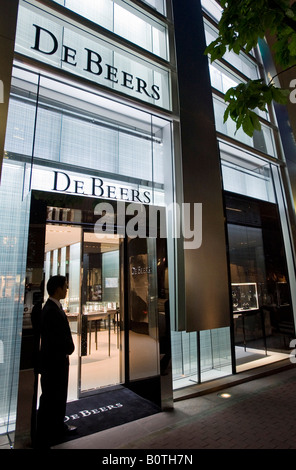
1,0,296,446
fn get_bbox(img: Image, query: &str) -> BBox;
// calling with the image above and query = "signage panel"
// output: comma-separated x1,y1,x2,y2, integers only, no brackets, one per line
29,166,161,205
15,1,171,110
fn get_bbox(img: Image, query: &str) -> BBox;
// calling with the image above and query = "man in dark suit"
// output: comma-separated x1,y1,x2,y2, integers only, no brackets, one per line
36,275,76,447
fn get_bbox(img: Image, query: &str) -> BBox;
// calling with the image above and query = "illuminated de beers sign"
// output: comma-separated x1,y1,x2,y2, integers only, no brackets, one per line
31,25,161,102
30,168,152,204
15,2,171,110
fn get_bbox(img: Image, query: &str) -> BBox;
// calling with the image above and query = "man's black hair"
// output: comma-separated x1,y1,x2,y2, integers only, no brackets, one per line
47,275,67,296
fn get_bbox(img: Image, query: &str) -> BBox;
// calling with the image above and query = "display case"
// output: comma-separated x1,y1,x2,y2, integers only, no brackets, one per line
231,282,259,312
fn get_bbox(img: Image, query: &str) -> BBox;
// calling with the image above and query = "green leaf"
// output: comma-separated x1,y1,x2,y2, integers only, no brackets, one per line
204,0,296,138
249,111,262,132
286,9,295,19
271,87,290,104
223,107,230,123
242,114,254,137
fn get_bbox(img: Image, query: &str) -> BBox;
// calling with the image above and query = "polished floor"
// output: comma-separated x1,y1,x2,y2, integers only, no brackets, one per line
67,326,159,401
76,323,291,395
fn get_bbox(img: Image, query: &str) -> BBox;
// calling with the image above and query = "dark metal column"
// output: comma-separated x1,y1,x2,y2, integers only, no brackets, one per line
171,0,231,331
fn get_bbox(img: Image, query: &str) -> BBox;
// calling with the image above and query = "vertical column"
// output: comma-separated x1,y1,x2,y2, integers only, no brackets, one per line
171,0,231,331
0,0,19,180
258,38,296,248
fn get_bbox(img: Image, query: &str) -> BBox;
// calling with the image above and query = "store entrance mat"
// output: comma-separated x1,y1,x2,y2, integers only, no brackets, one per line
63,387,160,442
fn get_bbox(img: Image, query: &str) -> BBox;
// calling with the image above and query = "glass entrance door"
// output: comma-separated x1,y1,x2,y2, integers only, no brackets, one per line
80,230,122,395
44,222,123,401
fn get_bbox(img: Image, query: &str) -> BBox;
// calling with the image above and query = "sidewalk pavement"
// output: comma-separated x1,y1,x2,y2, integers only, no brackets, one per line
53,360,296,450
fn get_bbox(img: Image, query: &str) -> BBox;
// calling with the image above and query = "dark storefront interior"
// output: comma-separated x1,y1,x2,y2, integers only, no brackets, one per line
226,192,295,366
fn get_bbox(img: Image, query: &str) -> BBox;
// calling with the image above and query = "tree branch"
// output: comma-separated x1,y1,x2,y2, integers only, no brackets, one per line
267,64,296,85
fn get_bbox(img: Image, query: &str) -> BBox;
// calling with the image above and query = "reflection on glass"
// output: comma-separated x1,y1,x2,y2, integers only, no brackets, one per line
128,237,159,380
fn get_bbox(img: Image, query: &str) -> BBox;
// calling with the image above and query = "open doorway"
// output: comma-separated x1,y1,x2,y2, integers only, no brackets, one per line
44,223,122,401
15,192,173,448
19,190,172,431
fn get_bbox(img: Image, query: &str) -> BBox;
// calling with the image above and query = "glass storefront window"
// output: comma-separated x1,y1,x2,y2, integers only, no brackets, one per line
5,65,173,207
50,0,169,59
53,0,167,17
209,62,238,94
138,0,166,16
171,330,198,388
226,193,295,370
201,0,222,22
209,62,269,121
220,142,276,202
16,2,171,110
2,62,178,428
0,67,39,436
0,160,31,435
4,64,177,318
213,96,276,157
205,19,274,153
171,327,232,388
200,328,232,381
204,21,260,80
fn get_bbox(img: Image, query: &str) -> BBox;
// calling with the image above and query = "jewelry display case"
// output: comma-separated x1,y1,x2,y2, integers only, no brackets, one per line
231,282,259,312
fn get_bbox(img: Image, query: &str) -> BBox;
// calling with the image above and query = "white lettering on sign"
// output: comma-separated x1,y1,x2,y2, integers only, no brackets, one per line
52,170,151,203
30,168,152,204
131,266,152,275
64,402,123,422
31,25,161,101
15,3,171,110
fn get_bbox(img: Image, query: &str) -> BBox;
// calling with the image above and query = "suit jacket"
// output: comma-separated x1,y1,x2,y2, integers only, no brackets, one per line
40,299,75,371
